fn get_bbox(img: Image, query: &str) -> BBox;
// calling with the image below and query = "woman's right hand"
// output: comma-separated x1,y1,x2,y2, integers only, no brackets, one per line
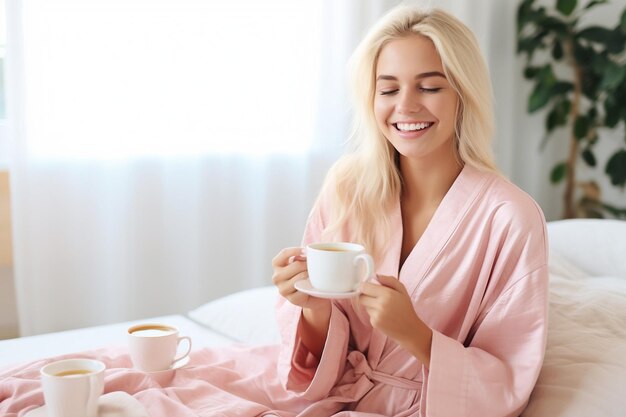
271,247,329,310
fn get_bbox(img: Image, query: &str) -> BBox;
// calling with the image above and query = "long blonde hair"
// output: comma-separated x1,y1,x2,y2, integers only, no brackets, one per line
317,5,497,262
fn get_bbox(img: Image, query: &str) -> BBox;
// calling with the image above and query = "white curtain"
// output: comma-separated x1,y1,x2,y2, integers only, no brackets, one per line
7,0,622,336
7,0,343,336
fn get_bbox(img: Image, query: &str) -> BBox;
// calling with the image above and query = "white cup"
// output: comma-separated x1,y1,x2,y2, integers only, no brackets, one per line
127,323,192,372
306,242,375,292
40,358,105,417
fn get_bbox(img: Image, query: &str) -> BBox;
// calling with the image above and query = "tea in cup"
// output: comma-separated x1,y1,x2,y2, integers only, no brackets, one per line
127,323,192,372
306,242,374,292
40,358,105,417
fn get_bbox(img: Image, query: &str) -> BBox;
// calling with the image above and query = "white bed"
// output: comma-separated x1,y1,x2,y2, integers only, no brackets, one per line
0,287,281,370
1,219,625,416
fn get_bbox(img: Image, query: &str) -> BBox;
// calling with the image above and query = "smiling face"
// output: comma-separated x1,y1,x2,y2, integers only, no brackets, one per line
374,35,459,165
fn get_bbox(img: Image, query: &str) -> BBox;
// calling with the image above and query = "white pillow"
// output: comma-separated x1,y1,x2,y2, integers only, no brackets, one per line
547,219,626,278
522,269,626,417
187,286,281,345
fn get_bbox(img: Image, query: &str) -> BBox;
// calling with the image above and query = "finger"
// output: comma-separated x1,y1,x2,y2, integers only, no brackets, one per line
271,258,308,285
357,293,378,308
376,275,406,292
287,291,310,306
359,281,388,296
276,269,308,294
288,270,309,287
272,247,304,267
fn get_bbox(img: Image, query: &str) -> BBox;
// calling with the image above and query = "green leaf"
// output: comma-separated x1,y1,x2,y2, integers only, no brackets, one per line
526,29,550,55
605,95,621,127
621,9,626,32
609,29,626,54
538,65,557,84
524,66,541,79
582,149,597,166
588,107,598,120
517,35,546,56
581,70,601,100
528,83,553,113
599,61,626,90
527,66,558,112
577,26,614,43
517,37,533,55
517,0,537,32
551,162,568,183
562,100,572,116
546,99,571,132
605,149,626,187
574,43,593,65
547,109,559,132
591,52,608,73
585,0,609,10
552,81,574,94
557,0,577,16
574,115,591,139
601,202,626,218
618,99,626,121
551,41,564,59
540,16,570,36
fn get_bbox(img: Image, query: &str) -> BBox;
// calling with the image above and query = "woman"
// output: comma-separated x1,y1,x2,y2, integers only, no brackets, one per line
0,5,547,417
272,5,548,417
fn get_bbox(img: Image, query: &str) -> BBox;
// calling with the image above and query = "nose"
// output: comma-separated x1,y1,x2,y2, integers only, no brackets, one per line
396,90,422,114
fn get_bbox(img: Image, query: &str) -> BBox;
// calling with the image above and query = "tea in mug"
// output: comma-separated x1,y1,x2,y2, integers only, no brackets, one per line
54,369,93,377
318,247,350,252
129,325,176,337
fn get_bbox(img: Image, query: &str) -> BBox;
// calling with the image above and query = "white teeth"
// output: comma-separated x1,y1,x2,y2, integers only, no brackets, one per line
396,122,431,132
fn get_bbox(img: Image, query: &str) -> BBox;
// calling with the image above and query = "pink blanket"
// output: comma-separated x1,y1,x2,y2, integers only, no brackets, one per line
0,345,306,417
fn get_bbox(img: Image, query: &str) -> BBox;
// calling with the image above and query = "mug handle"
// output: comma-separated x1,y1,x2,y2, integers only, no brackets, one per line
354,253,375,284
87,373,103,415
173,336,192,364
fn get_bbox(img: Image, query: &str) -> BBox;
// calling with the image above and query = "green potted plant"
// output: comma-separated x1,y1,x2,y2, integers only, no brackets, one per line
517,0,626,218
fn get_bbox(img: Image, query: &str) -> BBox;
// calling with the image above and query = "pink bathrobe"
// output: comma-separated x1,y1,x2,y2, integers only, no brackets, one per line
277,164,549,416
0,164,548,417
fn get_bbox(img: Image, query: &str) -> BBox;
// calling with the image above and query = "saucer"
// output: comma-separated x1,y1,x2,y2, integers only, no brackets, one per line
142,355,190,373
294,279,360,299
24,391,148,417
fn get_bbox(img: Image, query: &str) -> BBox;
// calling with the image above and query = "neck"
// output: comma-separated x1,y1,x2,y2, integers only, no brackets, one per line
399,150,463,208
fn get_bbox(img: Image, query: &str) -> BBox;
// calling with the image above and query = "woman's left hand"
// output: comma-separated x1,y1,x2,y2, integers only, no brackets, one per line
359,275,433,366
358,275,422,344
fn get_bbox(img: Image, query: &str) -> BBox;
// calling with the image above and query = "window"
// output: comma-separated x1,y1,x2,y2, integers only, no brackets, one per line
17,0,323,160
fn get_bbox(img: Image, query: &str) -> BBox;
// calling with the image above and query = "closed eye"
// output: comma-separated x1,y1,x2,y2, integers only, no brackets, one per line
420,87,442,93
380,89,398,96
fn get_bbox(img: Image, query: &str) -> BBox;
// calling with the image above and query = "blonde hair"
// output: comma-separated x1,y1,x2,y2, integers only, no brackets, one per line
317,5,498,262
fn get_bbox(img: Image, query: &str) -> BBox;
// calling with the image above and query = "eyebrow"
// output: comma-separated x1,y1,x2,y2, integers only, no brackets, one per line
376,71,446,81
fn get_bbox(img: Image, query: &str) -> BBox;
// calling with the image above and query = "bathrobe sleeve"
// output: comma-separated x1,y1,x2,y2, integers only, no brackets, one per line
275,198,351,401
421,203,549,417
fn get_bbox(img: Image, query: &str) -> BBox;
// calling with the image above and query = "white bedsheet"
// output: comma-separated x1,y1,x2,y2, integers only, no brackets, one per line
521,248,626,417
0,315,235,370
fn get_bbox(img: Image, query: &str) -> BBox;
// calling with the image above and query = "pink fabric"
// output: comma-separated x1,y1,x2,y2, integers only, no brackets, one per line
0,165,548,417
0,346,309,417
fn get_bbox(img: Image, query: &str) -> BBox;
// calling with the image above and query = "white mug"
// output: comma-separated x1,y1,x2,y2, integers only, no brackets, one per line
306,242,375,292
127,323,192,372
40,358,105,417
